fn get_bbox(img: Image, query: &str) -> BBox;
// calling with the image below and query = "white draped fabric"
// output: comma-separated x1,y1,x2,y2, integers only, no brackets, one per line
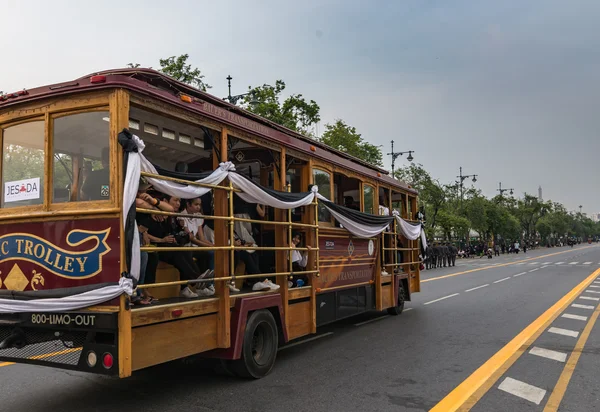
0,278,133,314
228,173,317,209
395,214,423,240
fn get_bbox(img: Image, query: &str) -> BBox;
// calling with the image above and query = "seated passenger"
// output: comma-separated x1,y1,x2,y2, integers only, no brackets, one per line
181,197,215,292
288,231,312,288
141,195,213,298
133,177,174,305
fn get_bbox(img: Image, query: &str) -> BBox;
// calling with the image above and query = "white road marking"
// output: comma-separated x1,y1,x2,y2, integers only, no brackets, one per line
354,315,390,326
580,296,600,301
541,266,550,269
424,293,460,305
529,346,567,362
279,332,334,351
569,262,579,265
572,303,595,310
528,262,539,265
494,277,511,284
498,377,546,405
514,272,527,277
465,284,489,292
548,327,579,338
529,268,539,273
593,281,600,284
562,313,588,321
542,262,552,265
555,262,564,265
516,263,526,265
585,290,600,294
584,262,592,265
588,285,600,288
404,308,413,312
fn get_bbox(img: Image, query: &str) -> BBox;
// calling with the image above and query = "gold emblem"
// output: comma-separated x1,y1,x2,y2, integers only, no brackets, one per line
0,270,2,289
31,270,45,291
4,263,29,291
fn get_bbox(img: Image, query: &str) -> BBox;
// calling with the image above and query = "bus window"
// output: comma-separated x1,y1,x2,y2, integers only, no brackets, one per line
53,111,110,203
363,184,375,214
1,121,45,209
313,168,331,224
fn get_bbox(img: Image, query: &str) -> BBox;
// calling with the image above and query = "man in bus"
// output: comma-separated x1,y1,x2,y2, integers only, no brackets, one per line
81,146,110,201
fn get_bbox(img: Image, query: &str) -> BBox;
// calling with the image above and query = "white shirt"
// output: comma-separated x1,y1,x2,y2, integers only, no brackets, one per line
180,209,204,247
291,248,308,267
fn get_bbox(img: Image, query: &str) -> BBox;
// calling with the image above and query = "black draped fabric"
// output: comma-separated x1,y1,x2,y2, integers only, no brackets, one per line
319,198,395,226
151,165,213,181
118,129,138,281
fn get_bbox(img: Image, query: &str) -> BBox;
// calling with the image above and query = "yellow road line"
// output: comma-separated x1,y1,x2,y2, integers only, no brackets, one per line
430,267,600,412
0,347,81,368
423,246,596,283
543,301,600,411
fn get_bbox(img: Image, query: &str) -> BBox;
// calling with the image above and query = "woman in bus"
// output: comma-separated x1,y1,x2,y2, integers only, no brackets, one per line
141,195,213,298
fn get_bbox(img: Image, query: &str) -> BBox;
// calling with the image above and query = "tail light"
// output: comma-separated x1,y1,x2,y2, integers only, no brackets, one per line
102,353,114,369
86,351,97,367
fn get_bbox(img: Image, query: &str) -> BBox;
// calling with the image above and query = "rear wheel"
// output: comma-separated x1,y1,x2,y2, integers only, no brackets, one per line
230,309,278,379
387,282,406,316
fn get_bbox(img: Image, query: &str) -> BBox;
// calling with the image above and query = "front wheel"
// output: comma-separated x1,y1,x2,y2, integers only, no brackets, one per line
229,309,278,379
387,282,406,316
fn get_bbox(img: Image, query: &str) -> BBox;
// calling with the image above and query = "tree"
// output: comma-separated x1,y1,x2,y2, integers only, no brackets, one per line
159,54,211,91
318,120,383,166
243,80,320,136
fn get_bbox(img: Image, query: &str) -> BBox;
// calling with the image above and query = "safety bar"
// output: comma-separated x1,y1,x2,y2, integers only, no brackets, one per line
137,270,319,290
315,280,374,293
140,245,317,252
136,208,232,221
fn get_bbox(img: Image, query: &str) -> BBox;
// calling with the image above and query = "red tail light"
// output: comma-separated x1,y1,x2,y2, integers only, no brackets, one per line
172,309,183,318
102,353,114,369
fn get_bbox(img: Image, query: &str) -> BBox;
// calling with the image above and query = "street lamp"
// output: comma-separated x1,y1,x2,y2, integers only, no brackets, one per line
387,140,414,177
456,167,478,208
223,75,264,105
497,182,514,197
579,205,583,214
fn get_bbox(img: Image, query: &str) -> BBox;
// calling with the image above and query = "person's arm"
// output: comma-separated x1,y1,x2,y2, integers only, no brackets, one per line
191,224,213,247
256,204,266,218
139,193,174,212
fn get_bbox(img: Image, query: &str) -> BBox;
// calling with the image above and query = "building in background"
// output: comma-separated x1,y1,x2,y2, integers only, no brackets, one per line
538,186,543,201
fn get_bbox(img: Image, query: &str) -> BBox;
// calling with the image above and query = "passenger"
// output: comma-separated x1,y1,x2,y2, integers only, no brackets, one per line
233,196,279,291
288,231,312,288
141,195,214,299
181,197,215,292
81,147,110,201
202,219,240,293
133,177,174,305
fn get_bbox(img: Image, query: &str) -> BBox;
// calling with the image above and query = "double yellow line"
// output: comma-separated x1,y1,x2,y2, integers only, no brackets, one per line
431,267,600,411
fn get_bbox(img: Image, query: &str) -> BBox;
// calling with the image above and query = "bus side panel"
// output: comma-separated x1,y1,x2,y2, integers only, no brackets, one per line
0,218,121,292
316,236,377,289
131,314,218,371
205,294,287,360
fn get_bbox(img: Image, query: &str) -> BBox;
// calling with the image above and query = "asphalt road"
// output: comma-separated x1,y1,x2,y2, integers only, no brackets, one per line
1,244,599,412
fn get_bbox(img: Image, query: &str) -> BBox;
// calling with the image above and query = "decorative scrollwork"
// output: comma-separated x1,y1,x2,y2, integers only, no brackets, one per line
31,270,45,291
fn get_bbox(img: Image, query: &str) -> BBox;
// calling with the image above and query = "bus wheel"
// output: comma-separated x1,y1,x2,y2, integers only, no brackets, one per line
231,309,278,379
387,283,406,316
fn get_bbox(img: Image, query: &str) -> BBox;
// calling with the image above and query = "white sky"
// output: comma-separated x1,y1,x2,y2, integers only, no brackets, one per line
2,0,599,214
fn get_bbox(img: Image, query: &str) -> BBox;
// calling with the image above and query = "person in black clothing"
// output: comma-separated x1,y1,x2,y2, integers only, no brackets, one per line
80,147,110,201
140,195,208,299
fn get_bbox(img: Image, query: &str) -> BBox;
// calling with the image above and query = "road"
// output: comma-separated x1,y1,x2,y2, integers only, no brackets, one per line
1,244,600,412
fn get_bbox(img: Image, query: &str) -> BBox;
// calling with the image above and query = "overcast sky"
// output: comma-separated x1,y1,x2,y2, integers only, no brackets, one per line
2,0,599,214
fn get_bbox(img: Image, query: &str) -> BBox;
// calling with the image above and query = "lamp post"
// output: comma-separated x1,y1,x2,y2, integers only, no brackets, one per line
387,140,414,177
223,75,261,105
456,167,478,209
497,182,514,197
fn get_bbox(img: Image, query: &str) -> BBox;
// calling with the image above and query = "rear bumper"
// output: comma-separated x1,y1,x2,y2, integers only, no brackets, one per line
0,311,119,375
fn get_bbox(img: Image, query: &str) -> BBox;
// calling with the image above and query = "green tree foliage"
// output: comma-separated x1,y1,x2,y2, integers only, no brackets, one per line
158,54,211,91
243,80,320,136
318,120,383,166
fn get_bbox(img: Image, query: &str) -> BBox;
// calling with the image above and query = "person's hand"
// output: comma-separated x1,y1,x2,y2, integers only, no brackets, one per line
139,193,154,203
162,235,176,244
142,231,150,246
306,245,312,250
152,214,165,222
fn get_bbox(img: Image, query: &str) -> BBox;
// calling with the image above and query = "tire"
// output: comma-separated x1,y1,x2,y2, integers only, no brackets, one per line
230,309,278,379
387,282,406,316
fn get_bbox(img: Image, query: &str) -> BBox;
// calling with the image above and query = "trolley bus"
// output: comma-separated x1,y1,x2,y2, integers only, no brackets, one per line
0,69,421,378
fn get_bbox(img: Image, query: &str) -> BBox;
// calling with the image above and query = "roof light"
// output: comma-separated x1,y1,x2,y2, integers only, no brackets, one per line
310,146,316,152
90,75,107,84
102,352,114,369
180,94,192,103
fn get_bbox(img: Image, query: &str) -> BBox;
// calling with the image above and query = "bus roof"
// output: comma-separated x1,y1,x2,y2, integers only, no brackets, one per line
0,68,416,194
